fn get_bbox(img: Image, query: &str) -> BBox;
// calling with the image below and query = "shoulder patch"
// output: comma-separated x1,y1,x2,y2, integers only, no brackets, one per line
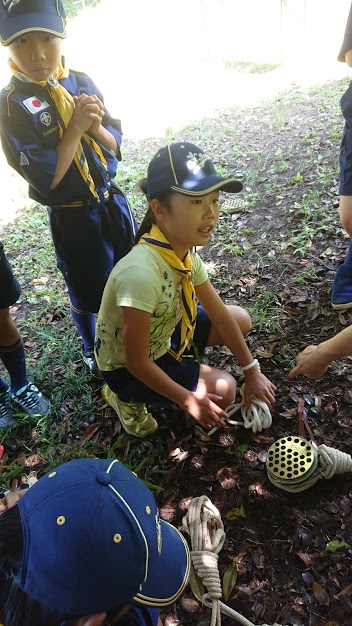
0,83,15,98
0,84,15,117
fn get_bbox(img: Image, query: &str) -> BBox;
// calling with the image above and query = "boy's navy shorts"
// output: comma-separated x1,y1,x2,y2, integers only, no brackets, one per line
48,187,137,313
103,305,212,406
339,81,352,196
0,242,21,309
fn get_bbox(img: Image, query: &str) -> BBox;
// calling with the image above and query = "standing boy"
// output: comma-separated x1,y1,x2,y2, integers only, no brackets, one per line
0,0,137,378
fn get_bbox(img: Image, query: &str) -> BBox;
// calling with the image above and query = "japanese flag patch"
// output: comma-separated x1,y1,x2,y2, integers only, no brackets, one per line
23,96,50,114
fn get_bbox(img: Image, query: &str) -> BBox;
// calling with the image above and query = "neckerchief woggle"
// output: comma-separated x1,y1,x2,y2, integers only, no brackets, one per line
9,58,107,200
139,224,197,360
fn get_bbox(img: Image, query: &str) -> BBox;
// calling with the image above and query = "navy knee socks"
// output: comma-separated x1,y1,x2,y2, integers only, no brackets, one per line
70,308,96,351
0,337,28,394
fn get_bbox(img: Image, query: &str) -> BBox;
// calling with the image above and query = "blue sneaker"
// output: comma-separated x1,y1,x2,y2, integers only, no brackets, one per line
0,388,16,428
331,263,352,310
12,383,50,417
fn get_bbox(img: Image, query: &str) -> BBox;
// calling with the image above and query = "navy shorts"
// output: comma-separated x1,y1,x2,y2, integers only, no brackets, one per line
339,82,352,196
48,186,137,313
0,242,21,309
103,305,212,406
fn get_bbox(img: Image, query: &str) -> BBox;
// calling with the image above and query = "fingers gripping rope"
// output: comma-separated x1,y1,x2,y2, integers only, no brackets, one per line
209,384,272,436
226,384,272,432
180,495,298,626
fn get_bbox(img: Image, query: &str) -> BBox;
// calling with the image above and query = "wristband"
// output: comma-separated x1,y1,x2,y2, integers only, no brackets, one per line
242,358,260,372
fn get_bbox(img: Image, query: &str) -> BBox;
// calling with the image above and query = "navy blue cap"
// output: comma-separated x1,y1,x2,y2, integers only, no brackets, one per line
16,458,190,615
146,142,243,200
0,0,66,46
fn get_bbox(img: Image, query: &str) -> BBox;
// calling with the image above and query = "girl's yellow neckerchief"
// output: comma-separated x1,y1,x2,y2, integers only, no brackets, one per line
139,224,197,360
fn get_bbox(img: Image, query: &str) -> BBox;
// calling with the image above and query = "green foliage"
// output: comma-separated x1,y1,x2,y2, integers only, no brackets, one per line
326,540,351,552
62,0,102,19
189,570,205,602
222,560,238,601
247,290,284,335
222,59,279,74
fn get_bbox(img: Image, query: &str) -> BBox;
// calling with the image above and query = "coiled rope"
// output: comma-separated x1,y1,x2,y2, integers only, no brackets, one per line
180,495,298,626
267,444,352,493
209,384,272,436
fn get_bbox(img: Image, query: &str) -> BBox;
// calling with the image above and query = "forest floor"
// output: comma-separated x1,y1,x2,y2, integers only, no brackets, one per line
1,65,352,626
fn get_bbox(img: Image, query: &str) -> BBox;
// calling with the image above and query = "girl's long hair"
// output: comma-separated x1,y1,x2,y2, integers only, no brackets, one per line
134,180,173,245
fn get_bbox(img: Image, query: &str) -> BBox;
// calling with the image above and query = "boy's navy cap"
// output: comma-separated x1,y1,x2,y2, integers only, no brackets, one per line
146,141,243,200
0,0,66,46
16,458,190,615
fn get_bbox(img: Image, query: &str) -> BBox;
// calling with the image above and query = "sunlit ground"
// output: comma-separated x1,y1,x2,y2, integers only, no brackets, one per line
0,0,350,227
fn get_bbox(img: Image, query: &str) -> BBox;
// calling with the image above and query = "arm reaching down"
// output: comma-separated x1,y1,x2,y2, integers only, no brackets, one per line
289,325,352,379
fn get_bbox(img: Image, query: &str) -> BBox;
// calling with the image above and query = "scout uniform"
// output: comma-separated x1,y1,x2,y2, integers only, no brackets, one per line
0,65,137,313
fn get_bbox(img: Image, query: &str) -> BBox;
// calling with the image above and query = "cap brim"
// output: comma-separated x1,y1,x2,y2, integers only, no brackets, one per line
171,175,243,197
134,521,190,607
0,14,66,46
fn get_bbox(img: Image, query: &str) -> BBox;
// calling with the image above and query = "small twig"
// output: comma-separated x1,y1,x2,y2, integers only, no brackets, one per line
297,397,317,446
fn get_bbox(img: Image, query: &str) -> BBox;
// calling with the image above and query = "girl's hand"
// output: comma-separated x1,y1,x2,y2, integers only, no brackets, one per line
183,391,228,430
289,345,328,380
243,368,276,408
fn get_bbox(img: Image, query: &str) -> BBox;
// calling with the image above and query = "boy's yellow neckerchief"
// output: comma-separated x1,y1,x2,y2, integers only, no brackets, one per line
139,224,197,360
9,58,107,200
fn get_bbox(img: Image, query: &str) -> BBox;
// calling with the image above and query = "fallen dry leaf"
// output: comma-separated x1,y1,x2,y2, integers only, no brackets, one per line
312,581,330,605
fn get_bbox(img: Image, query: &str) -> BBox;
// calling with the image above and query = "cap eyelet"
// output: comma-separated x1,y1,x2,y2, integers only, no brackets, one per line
48,472,56,478
57,516,65,525
146,506,151,515
113,533,122,543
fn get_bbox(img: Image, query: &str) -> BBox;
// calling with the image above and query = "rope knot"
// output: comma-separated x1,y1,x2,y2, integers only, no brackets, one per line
319,444,352,479
181,495,297,626
191,550,222,599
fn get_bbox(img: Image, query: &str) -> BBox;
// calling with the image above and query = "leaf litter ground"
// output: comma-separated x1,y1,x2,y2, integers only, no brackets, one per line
1,75,352,626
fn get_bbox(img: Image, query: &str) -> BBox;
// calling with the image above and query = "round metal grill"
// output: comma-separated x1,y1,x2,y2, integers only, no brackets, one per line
266,436,318,486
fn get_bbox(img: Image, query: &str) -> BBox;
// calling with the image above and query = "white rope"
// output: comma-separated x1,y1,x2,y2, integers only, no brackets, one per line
209,384,272,436
267,444,352,493
180,495,298,626
318,444,352,478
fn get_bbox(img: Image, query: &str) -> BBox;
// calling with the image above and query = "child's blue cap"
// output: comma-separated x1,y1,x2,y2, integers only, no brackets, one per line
0,0,66,46
16,458,190,615
147,141,243,200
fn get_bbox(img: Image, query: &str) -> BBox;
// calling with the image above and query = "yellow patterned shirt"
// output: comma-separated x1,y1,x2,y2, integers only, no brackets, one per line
95,245,208,371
